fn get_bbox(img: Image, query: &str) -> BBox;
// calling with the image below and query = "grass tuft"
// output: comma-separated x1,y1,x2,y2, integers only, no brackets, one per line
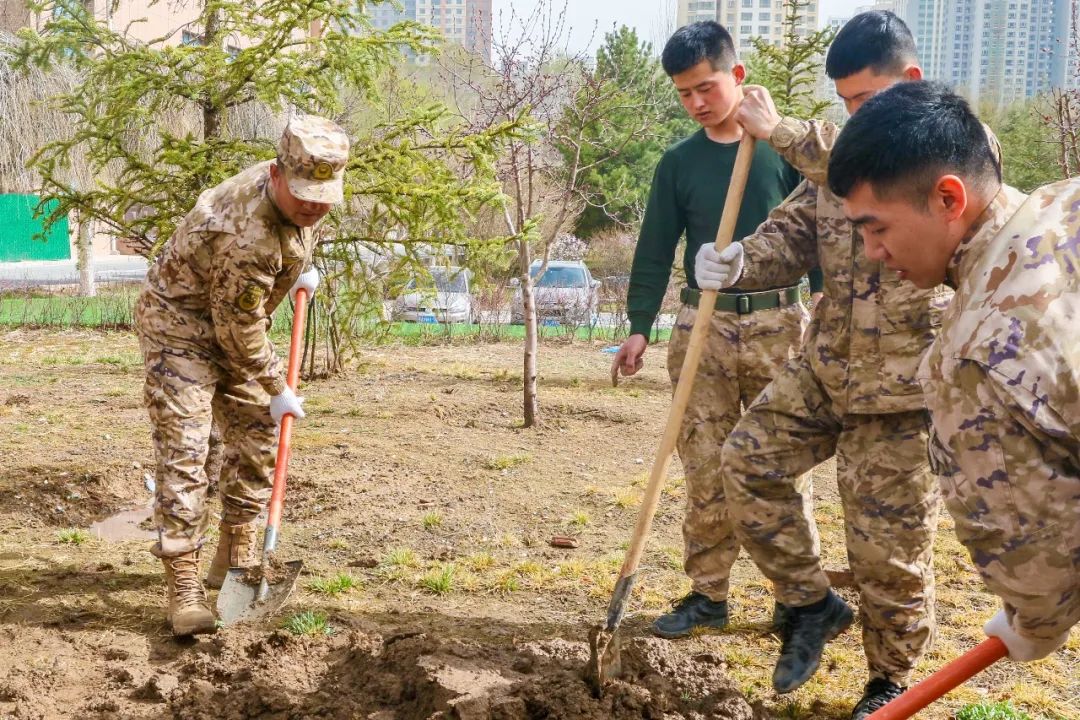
282,610,333,636
306,573,360,597
956,702,1032,720
420,564,456,594
57,528,89,545
484,453,532,471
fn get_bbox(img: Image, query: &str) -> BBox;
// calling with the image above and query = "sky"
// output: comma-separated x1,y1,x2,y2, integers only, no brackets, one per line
489,0,871,56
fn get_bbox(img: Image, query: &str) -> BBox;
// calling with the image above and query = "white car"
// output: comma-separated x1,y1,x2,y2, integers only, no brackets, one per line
393,266,475,324
510,260,600,325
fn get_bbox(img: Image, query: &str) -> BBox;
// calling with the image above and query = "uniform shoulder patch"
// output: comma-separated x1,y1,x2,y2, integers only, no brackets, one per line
237,283,265,312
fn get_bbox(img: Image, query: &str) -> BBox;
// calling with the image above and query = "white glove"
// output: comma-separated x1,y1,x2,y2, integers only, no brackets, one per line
289,267,319,301
984,608,1069,662
695,241,744,290
269,387,306,424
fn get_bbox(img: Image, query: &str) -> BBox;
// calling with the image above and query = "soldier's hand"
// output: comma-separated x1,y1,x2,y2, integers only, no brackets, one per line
984,609,1069,662
737,86,782,140
289,267,320,301
695,242,744,290
611,334,647,386
269,387,306,424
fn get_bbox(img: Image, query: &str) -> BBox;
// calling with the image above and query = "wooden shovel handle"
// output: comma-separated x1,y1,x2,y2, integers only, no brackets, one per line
617,134,756,581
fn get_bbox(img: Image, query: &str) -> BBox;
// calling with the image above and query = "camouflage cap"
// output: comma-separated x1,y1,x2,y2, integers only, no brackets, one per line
277,115,350,204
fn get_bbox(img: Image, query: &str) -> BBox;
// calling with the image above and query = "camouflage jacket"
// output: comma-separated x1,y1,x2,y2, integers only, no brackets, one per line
734,117,955,415
919,181,1080,641
135,160,315,397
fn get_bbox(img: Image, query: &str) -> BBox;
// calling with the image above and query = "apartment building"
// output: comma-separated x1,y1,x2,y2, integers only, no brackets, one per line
677,0,820,55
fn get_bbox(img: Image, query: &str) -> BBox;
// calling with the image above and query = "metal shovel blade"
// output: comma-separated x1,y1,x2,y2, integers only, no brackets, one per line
585,624,623,696
216,560,302,625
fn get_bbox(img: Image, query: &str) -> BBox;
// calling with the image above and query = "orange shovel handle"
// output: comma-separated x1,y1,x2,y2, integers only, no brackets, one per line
868,637,1008,719
266,288,308,533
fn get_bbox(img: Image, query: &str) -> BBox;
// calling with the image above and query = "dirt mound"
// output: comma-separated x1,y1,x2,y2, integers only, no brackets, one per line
135,626,762,720
0,464,139,527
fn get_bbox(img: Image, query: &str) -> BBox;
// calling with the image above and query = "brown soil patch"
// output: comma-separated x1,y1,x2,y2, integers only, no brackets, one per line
1,330,1075,720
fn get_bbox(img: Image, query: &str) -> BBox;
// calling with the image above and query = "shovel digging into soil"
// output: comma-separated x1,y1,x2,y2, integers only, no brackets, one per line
217,287,310,625
586,135,757,695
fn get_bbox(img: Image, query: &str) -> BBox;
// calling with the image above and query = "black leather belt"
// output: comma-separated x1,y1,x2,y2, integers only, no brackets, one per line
680,285,802,315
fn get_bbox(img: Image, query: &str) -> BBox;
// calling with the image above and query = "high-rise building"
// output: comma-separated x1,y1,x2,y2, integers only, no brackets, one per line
676,1,820,57
415,0,491,63
895,0,1075,108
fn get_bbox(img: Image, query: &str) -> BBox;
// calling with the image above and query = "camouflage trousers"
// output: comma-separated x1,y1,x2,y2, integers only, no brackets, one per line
139,338,277,557
722,355,941,684
667,300,810,602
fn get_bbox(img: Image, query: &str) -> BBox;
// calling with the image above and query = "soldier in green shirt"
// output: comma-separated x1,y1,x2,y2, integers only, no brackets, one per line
610,21,822,639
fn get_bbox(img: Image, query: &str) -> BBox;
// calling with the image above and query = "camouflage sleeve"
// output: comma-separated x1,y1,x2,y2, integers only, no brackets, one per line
737,180,820,290
209,234,287,397
768,116,839,186
929,359,1080,641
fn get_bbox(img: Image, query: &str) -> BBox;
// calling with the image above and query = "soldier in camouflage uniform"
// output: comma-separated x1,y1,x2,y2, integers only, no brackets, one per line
827,81,1078,666
610,22,821,639
135,115,349,636
694,13,980,717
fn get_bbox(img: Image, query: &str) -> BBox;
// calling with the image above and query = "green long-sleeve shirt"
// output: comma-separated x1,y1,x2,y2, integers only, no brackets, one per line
627,129,821,337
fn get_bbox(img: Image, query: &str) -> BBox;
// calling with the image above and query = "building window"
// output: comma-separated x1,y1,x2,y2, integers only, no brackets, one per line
181,30,203,46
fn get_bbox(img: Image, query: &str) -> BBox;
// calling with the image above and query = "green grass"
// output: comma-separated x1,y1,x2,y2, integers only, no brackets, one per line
421,511,443,530
282,610,333,636
56,528,89,545
306,572,361,597
420,564,456,594
956,702,1032,720
570,510,590,527
484,453,531,471
0,290,138,328
0,293,672,345
382,547,420,568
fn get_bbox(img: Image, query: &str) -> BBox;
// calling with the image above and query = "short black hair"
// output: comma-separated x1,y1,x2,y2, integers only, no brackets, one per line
827,81,1001,205
661,22,737,77
826,11,918,80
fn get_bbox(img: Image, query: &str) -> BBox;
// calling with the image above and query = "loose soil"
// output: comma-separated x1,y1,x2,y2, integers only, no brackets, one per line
0,329,1075,720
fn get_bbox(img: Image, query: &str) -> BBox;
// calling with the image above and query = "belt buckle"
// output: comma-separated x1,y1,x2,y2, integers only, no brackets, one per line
737,295,751,315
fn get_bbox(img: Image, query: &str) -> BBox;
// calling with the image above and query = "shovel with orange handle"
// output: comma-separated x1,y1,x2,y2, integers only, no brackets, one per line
217,287,310,625
867,637,1008,719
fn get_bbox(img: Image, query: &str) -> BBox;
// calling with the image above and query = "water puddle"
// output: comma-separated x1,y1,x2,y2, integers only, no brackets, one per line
89,503,156,541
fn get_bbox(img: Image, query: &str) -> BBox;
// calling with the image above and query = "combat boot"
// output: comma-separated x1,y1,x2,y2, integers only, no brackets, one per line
160,549,217,636
772,589,853,693
850,678,906,719
651,591,729,638
206,519,259,589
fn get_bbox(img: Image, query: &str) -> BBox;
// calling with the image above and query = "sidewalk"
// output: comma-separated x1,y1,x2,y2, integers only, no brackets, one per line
0,256,148,289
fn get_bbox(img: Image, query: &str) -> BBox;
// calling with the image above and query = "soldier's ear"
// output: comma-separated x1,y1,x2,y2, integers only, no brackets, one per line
933,175,968,222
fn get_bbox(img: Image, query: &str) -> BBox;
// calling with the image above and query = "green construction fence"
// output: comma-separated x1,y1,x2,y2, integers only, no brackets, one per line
0,194,71,262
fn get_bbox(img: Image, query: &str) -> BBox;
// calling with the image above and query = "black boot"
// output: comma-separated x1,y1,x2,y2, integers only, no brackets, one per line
771,600,789,631
772,589,854,693
651,591,729,639
851,678,906,719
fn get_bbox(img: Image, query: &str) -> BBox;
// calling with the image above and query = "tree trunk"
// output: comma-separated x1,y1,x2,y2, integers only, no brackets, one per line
202,5,223,141
518,238,539,428
76,213,96,297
